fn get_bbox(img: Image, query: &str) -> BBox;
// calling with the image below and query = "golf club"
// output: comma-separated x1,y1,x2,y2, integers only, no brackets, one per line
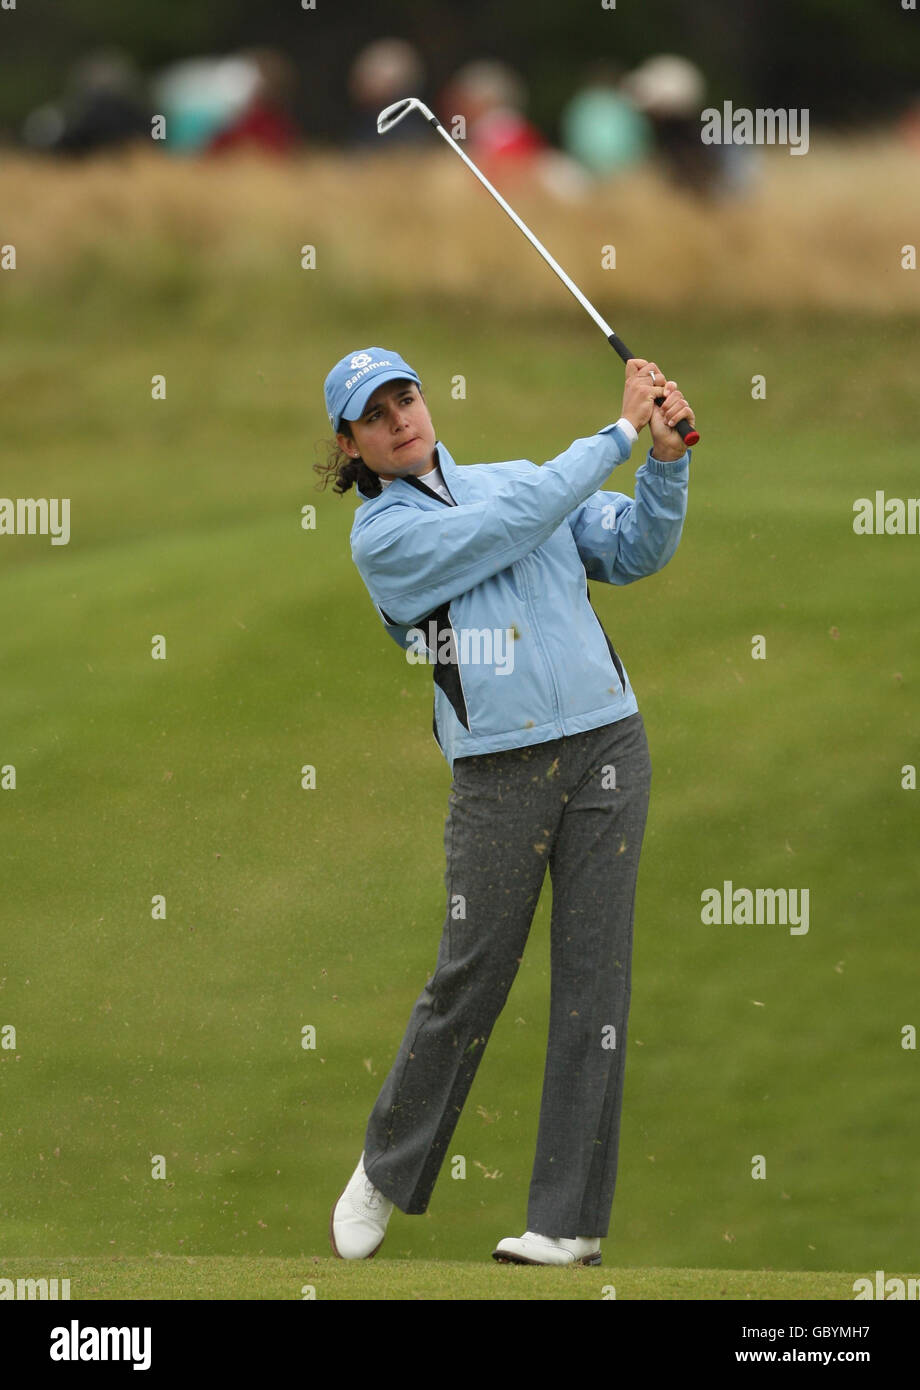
377,96,700,448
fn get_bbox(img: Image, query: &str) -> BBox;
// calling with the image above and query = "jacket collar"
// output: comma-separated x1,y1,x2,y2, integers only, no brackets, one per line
355,440,459,504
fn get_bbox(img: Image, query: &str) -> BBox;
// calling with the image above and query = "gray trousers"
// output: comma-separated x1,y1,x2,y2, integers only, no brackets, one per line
363,712,652,1238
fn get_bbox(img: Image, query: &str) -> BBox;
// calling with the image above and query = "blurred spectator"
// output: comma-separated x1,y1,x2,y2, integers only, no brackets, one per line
348,38,427,145
560,61,652,177
206,49,301,155
440,60,546,163
151,56,259,154
21,49,151,156
621,53,759,199
622,54,714,193
621,54,712,195
439,59,590,200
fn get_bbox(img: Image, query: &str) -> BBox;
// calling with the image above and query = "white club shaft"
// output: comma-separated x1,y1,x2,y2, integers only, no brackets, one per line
426,117,615,340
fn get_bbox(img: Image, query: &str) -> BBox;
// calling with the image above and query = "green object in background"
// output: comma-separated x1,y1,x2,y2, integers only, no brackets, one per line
560,88,652,174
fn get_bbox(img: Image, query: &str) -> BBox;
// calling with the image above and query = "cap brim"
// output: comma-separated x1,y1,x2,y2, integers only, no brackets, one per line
338,369,421,429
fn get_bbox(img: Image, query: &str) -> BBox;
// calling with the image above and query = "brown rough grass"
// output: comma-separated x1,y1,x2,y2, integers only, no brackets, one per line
3,137,919,314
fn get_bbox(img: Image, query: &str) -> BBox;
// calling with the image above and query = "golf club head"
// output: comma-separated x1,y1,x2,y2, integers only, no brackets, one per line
376,96,435,135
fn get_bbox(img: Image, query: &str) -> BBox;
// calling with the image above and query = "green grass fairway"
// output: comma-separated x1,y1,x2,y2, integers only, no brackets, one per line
1,253,918,1283
0,1257,878,1301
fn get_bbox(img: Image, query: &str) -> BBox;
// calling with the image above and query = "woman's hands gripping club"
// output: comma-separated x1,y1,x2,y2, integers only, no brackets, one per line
621,359,696,463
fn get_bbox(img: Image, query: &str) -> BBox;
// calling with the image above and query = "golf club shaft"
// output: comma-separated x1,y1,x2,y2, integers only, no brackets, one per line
417,107,700,447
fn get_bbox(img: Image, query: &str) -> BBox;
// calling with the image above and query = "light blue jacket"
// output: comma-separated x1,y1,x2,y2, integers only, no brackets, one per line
350,423,690,770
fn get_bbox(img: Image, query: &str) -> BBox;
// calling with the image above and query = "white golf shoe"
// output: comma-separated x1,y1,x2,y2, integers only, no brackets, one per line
329,1152,394,1259
492,1231,602,1266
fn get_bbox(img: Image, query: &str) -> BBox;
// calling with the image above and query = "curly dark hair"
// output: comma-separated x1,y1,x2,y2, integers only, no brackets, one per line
313,421,383,498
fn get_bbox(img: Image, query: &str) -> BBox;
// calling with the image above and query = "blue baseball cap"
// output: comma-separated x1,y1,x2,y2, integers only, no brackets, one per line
324,347,422,433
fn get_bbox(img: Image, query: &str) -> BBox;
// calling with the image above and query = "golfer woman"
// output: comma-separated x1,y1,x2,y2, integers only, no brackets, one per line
319,347,693,1265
